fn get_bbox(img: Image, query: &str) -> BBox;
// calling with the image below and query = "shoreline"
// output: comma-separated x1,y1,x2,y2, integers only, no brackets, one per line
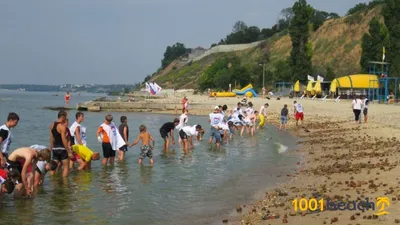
134,95,400,225
78,95,400,224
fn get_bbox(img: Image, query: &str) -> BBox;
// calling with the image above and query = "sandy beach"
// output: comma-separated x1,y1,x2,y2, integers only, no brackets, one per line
144,94,400,224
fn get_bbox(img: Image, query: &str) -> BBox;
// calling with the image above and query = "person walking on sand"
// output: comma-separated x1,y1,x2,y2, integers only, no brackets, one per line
352,96,363,124
279,104,289,131
0,112,19,169
362,96,369,123
118,116,129,161
130,125,155,165
293,101,304,127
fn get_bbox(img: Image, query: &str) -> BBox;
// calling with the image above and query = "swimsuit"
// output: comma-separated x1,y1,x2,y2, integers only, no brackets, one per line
140,145,153,159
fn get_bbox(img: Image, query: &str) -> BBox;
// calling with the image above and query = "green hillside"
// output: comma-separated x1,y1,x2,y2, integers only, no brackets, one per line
151,5,383,90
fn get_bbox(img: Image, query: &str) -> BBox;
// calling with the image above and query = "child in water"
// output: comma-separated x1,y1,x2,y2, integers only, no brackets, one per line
130,125,155,165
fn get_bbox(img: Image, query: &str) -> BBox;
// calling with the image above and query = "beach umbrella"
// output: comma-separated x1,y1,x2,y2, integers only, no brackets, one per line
313,80,321,93
306,80,313,92
294,80,300,92
330,80,337,93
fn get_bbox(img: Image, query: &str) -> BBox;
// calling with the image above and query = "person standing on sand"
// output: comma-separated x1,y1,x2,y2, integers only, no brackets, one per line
0,113,19,169
118,116,129,161
293,101,304,127
279,104,289,131
352,96,363,124
362,96,369,123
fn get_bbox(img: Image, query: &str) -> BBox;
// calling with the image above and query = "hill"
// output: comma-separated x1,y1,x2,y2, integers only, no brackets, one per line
151,5,383,90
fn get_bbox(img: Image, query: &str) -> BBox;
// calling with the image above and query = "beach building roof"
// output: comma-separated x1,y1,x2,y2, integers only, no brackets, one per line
331,74,379,89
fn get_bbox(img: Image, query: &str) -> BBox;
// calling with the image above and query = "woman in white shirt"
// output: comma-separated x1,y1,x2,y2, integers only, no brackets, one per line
352,96,363,124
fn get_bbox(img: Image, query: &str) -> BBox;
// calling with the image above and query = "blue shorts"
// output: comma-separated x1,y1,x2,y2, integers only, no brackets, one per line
210,127,222,143
280,116,288,124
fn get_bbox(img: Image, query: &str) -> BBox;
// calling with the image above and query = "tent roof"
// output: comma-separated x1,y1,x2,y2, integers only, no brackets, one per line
332,74,379,89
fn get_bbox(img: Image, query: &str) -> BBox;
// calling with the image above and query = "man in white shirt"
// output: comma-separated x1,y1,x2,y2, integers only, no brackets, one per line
208,106,224,149
179,125,203,153
293,101,304,126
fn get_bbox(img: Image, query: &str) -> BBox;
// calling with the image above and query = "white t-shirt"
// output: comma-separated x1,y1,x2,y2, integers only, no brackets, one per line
0,125,12,154
363,98,369,109
294,103,303,113
245,107,254,115
352,99,362,110
176,114,188,131
259,105,268,116
69,121,87,146
209,113,224,127
182,125,197,136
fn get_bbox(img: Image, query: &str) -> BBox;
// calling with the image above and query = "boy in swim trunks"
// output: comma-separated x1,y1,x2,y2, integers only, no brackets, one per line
7,147,51,197
130,125,155,165
71,145,100,170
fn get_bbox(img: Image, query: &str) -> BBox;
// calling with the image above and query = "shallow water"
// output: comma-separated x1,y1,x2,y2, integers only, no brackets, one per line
0,90,298,225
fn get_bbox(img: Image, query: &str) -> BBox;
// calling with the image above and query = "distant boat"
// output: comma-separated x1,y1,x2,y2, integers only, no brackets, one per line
52,94,59,96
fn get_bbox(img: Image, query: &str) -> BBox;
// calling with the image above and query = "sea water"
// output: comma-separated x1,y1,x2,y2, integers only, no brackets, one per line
0,90,298,225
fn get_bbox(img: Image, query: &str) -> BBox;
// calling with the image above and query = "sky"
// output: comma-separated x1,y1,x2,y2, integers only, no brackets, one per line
0,0,369,85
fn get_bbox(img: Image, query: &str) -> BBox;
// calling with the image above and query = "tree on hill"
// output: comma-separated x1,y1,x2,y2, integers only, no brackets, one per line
232,21,248,33
161,42,191,69
360,17,389,72
383,0,400,76
198,56,252,91
289,0,314,82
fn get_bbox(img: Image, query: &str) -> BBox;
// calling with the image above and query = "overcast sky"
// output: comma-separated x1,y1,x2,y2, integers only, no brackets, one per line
0,0,369,85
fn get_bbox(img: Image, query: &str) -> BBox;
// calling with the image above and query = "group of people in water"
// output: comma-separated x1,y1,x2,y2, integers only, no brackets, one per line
0,99,306,200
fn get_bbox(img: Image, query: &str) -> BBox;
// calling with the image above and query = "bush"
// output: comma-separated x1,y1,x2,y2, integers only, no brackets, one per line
345,13,363,25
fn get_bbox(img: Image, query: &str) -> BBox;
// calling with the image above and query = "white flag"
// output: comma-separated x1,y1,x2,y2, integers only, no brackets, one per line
317,75,324,82
153,82,162,93
307,75,314,81
145,82,150,92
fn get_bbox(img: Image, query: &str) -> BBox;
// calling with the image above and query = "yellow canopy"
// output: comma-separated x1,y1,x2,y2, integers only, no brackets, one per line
330,80,337,93
332,74,379,89
306,80,313,92
294,80,300,92
313,80,321,93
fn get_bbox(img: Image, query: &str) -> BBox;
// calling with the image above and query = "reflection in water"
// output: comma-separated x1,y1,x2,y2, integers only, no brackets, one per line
140,165,153,184
72,171,96,222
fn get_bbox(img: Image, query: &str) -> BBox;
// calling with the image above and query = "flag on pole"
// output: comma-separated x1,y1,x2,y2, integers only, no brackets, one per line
307,75,314,81
317,75,324,82
145,82,150,92
382,46,386,62
153,82,162,93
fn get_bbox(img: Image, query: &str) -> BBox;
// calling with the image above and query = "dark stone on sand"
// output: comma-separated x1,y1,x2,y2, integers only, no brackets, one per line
331,217,338,223
222,219,228,223
350,215,356,220
395,219,400,223
236,206,242,213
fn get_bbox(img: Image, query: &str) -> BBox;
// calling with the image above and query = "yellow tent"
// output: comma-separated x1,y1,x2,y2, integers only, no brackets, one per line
330,80,337,93
306,80,313,92
331,74,379,89
313,80,321,93
294,80,300,92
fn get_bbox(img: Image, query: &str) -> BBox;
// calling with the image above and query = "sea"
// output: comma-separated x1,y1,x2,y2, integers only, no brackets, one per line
0,90,298,225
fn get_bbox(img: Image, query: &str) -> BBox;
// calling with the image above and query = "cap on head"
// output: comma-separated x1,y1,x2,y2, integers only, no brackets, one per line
214,106,219,110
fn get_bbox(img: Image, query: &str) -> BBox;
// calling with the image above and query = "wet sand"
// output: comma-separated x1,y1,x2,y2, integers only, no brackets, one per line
146,95,400,224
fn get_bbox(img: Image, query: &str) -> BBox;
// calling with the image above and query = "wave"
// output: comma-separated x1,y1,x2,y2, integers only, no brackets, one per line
275,142,288,154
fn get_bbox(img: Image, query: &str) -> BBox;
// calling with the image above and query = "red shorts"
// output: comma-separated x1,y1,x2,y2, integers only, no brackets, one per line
71,153,80,162
0,169,7,180
295,112,304,120
17,159,32,173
